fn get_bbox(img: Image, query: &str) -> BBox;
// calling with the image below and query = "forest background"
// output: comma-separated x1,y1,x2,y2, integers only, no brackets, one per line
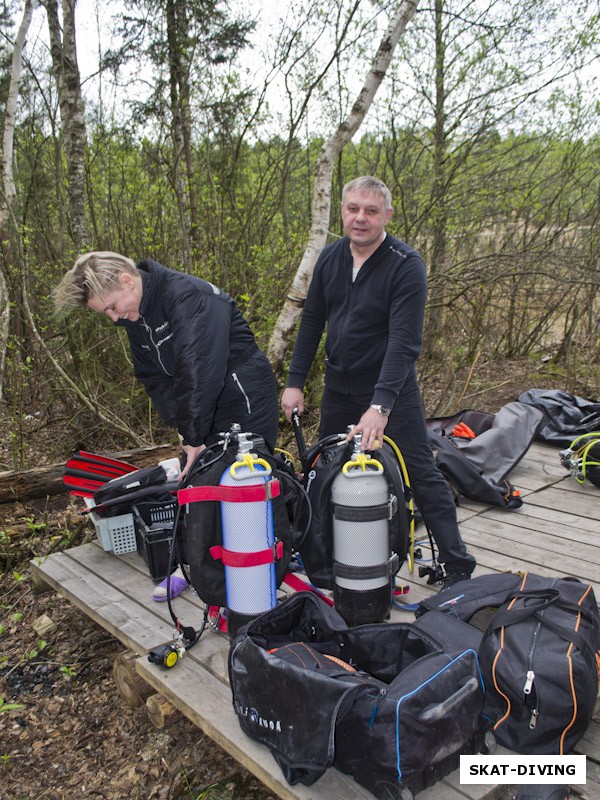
0,0,599,470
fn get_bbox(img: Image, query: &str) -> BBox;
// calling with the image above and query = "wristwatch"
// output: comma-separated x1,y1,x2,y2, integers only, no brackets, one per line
370,404,392,416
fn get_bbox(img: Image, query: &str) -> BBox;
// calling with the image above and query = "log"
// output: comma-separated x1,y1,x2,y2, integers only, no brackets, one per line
146,692,180,729
113,651,155,708
0,443,180,504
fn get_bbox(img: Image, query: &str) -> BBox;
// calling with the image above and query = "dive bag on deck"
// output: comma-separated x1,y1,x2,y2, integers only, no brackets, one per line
415,571,600,754
228,591,491,798
426,401,544,508
299,436,411,590
92,465,176,517
178,431,307,609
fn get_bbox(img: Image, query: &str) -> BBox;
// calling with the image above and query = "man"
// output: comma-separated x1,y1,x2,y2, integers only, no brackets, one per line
281,176,475,588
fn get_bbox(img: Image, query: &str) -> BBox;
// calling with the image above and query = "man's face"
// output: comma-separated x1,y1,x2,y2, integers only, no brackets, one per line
87,274,141,322
341,189,393,249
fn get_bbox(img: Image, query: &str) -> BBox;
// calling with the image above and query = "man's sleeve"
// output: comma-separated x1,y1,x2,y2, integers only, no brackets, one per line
371,254,428,409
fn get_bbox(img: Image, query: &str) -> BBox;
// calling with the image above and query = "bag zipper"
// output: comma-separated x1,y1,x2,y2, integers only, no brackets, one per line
369,687,387,729
523,616,542,728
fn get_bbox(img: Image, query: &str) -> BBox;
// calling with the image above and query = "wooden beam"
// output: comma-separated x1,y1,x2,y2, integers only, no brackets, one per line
0,443,180,504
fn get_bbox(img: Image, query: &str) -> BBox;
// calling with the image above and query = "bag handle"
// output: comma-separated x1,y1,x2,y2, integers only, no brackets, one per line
487,588,560,630
418,676,480,724
486,588,597,661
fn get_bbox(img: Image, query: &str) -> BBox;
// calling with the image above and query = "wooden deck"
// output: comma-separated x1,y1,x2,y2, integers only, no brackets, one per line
30,441,600,800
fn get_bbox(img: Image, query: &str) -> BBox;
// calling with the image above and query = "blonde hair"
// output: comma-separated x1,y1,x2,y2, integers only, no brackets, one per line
53,251,137,314
342,176,393,212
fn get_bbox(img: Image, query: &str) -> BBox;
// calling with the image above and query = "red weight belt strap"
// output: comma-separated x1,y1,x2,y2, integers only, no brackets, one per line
178,479,280,505
282,572,335,607
210,540,284,568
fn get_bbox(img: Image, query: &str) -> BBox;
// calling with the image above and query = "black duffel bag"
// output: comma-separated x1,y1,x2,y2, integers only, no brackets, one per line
228,591,491,798
416,571,600,754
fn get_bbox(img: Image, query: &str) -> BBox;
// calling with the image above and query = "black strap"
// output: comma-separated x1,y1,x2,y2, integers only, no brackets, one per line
331,501,390,523
487,589,596,661
333,553,400,581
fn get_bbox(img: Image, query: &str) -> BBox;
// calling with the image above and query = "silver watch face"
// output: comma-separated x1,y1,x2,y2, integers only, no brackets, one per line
371,404,391,416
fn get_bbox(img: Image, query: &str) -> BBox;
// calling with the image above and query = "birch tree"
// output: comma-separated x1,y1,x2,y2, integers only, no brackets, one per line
267,0,420,375
0,0,34,403
42,0,89,249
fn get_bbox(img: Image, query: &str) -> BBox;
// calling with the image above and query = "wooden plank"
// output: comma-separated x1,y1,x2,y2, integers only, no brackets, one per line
575,718,600,764
571,755,600,800
483,504,600,536
64,543,232,681
30,550,176,654
461,515,600,571
524,484,600,518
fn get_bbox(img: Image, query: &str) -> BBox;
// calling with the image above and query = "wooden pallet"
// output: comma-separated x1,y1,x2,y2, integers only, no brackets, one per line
30,441,600,800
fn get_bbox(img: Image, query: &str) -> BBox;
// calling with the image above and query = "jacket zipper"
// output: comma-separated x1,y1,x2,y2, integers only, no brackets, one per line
140,315,173,376
232,372,252,413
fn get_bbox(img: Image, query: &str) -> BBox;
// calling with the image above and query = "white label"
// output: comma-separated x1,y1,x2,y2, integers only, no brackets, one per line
460,754,586,784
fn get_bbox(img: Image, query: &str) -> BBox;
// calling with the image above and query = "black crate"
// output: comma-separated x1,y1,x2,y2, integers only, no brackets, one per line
133,501,181,582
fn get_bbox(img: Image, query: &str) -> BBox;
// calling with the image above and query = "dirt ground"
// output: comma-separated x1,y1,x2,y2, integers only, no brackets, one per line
0,356,570,800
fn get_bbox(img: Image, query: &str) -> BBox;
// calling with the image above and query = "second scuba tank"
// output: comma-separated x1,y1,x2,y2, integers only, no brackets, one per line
219,433,278,638
330,434,399,626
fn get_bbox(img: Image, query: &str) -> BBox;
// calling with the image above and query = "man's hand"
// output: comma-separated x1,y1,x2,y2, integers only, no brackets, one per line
179,443,206,480
281,387,304,422
348,407,388,451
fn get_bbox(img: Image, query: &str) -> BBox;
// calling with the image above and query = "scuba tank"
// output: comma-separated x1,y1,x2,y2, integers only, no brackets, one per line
330,433,399,626
218,432,278,637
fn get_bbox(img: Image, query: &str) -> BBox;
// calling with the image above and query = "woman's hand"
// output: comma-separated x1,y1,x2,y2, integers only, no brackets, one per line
179,443,206,480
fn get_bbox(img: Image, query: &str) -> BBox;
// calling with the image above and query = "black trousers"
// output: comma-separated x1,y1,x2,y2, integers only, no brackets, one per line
319,378,476,573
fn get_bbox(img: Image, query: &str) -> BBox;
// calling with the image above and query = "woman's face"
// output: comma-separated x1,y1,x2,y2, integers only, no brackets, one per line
87,272,142,322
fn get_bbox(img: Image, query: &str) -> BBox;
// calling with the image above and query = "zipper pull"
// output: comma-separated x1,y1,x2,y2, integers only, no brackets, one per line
529,708,538,729
369,688,387,729
523,670,535,695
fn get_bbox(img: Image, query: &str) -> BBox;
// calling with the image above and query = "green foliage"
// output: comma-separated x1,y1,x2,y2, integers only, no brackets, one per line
59,664,77,680
2,0,599,450
0,698,24,715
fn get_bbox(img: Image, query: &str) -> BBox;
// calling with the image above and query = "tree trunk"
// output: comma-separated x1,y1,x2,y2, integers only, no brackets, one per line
166,0,193,269
0,443,180,505
0,0,34,404
426,0,448,348
267,0,420,377
44,0,89,249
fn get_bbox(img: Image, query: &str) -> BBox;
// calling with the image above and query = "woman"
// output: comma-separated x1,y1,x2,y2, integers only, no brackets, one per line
55,252,280,600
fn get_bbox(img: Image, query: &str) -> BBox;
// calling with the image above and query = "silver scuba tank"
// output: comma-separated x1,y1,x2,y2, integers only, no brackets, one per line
330,433,398,626
219,432,277,638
